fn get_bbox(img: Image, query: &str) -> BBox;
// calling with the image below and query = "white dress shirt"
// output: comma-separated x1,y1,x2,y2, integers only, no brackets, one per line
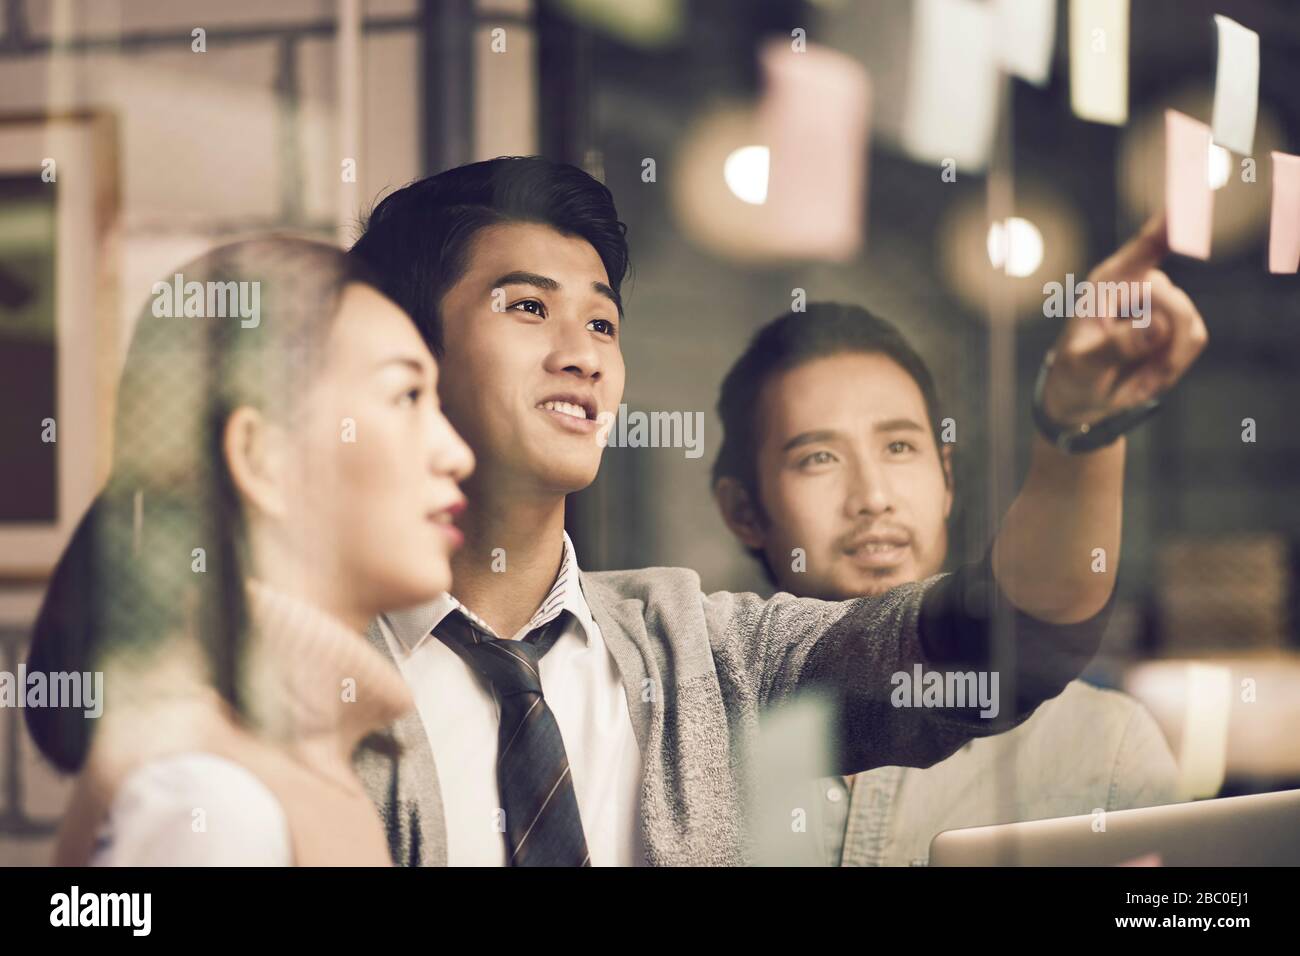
380,532,644,866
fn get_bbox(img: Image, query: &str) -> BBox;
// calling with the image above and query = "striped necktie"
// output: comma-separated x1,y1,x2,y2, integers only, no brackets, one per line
434,609,591,866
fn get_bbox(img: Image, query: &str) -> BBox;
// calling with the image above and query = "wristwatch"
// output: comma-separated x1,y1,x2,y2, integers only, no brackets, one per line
1032,349,1163,454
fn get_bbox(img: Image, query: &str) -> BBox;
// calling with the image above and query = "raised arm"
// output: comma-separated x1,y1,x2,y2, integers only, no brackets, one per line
725,216,1208,775
992,214,1208,624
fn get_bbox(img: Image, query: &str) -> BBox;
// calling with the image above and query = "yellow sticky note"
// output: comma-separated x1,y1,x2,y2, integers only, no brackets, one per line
1069,0,1129,125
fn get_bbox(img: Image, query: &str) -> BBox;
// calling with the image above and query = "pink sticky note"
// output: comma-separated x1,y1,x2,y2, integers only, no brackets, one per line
1165,110,1214,260
757,39,872,261
1269,151,1300,274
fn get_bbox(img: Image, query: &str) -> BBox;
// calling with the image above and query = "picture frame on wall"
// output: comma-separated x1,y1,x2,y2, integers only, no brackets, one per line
0,112,118,587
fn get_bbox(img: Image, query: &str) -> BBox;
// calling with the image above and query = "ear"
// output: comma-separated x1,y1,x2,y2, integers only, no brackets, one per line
223,405,290,520
940,444,955,519
713,477,767,550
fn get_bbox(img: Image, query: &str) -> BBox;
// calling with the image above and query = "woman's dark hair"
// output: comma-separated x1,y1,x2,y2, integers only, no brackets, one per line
24,236,381,772
712,302,947,583
348,156,630,357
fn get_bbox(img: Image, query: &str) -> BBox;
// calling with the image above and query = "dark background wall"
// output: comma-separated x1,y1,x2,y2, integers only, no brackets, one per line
556,0,1300,665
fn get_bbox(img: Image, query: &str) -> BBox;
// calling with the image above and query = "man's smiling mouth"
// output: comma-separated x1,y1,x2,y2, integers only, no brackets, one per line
841,529,912,569
535,393,599,433
537,399,590,420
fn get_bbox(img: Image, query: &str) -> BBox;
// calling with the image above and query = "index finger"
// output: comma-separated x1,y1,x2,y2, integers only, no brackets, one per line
1093,212,1170,281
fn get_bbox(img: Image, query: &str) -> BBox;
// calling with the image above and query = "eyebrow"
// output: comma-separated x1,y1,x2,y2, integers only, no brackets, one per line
492,271,623,316
373,356,429,374
592,281,622,315
493,271,559,293
874,417,926,433
780,418,926,453
781,429,841,454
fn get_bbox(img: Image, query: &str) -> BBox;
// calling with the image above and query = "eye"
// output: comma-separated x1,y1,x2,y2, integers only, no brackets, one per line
397,385,423,407
886,439,917,455
798,450,837,469
588,317,617,337
511,298,546,317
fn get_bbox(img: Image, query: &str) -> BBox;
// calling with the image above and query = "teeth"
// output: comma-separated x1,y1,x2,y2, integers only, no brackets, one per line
539,400,587,420
859,542,902,552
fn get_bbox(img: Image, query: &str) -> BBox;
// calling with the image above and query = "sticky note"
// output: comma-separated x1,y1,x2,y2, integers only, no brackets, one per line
1269,151,1300,274
1069,0,1129,125
751,693,834,866
1175,663,1231,802
1211,15,1259,156
996,0,1056,87
757,39,872,261
901,0,1000,172
1165,110,1214,260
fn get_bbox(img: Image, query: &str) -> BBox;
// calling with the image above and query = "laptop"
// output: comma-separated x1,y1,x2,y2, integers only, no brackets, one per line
929,787,1300,866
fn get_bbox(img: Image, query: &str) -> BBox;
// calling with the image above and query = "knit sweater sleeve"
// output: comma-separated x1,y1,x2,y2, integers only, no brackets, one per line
90,752,293,866
706,552,1113,775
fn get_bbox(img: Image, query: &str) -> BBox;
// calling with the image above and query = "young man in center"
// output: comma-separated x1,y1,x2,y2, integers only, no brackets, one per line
347,156,1206,866
712,303,1181,866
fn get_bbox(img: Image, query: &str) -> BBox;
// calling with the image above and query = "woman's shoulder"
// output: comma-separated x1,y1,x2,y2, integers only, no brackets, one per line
91,752,293,866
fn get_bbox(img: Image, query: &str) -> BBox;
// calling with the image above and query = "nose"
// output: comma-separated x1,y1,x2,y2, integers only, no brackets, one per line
543,311,602,384
430,408,475,483
843,456,892,518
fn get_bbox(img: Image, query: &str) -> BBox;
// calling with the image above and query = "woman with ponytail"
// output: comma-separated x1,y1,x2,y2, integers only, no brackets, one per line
24,236,474,865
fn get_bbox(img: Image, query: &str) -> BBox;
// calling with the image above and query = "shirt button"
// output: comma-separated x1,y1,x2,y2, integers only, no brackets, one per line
826,787,844,803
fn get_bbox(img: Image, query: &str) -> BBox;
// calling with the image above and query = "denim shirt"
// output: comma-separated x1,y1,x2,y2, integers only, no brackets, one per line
813,680,1182,866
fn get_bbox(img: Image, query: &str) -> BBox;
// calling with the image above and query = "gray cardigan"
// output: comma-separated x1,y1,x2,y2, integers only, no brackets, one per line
353,562,1108,866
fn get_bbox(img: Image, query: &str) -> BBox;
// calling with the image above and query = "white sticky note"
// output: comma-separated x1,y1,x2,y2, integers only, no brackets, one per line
1175,663,1231,802
996,0,1056,87
1165,110,1214,260
751,693,834,866
1211,15,1260,155
902,0,1000,172
1069,0,1129,125
1269,151,1300,274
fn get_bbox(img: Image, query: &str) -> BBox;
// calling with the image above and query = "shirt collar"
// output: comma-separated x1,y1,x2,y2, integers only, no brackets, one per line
383,531,594,652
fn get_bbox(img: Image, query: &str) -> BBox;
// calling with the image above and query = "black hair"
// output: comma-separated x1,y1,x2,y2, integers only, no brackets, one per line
24,236,381,772
349,156,630,357
712,302,947,583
